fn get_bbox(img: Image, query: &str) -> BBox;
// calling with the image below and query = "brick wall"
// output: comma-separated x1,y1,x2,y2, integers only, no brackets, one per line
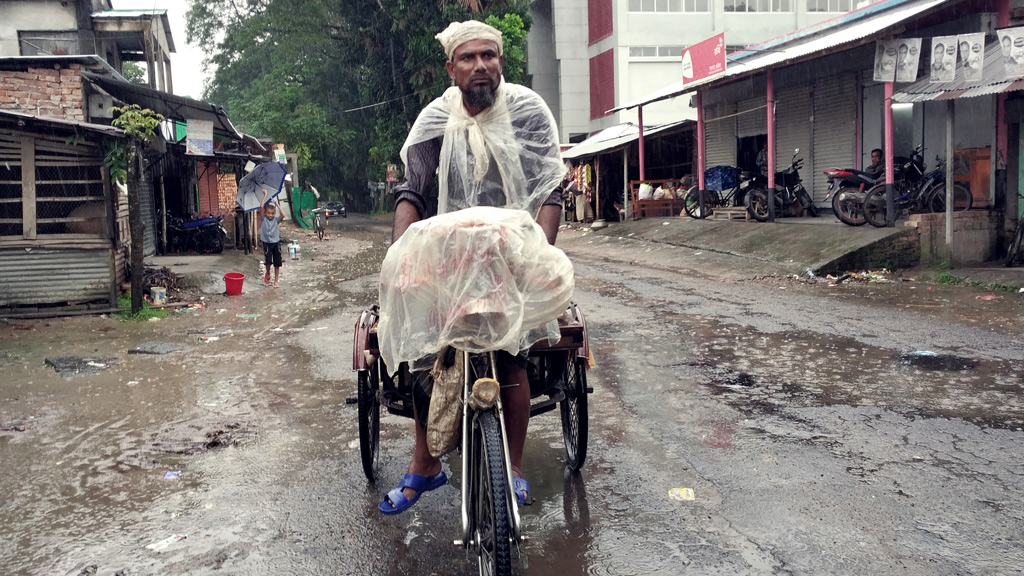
217,173,237,212
0,64,85,121
821,228,921,274
906,210,1001,266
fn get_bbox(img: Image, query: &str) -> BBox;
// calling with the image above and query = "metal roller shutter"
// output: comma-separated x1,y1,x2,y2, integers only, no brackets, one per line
737,96,767,138
139,176,156,256
705,101,736,169
774,86,812,177
811,74,857,205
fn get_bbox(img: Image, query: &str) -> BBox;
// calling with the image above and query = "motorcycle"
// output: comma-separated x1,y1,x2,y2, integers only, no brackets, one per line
862,154,972,227
167,213,226,254
824,168,879,226
743,148,816,222
824,146,925,227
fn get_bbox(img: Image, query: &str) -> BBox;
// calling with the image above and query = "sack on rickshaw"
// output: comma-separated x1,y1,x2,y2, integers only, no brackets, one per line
427,347,464,458
377,206,575,371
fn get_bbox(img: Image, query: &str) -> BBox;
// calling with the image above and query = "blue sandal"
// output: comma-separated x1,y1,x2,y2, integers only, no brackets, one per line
514,477,533,507
379,471,448,515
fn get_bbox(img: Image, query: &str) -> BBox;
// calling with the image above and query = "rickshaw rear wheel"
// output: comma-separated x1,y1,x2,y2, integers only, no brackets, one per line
560,355,589,472
357,362,381,482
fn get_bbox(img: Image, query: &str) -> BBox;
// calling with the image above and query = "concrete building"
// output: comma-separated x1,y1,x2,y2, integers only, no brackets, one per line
529,0,868,143
0,0,175,90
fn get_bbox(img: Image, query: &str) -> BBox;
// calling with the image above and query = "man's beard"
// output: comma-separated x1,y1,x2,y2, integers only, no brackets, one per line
464,84,497,110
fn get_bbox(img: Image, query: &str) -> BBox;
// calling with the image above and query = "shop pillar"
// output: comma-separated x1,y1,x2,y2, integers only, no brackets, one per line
638,106,646,181
884,81,895,227
767,68,776,222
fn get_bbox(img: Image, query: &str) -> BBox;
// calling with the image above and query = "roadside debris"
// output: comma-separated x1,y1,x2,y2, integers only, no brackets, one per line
976,294,997,300
129,341,189,355
668,487,695,501
175,303,205,313
198,336,220,342
45,356,119,377
236,313,261,319
899,350,977,371
345,396,357,404
163,470,181,480
146,534,186,551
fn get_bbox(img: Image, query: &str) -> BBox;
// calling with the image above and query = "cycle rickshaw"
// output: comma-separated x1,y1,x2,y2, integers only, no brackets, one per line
352,300,591,574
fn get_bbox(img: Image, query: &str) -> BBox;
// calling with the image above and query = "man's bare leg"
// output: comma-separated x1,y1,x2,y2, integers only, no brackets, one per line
497,357,530,484
396,373,442,503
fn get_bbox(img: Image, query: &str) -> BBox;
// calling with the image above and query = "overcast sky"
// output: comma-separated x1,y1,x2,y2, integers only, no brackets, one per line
111,0,209,99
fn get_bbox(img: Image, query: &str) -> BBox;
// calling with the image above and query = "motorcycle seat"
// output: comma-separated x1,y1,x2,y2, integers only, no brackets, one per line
182,216,220,229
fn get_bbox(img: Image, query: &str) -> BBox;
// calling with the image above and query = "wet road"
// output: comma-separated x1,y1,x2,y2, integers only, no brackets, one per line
2,215,1023,575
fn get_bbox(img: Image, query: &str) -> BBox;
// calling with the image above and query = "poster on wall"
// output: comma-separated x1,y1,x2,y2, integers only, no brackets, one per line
185,119,213,155
929,36,957,83
872,40,897,82
998,27,1024,77
895,38,922,83
958,33,985,83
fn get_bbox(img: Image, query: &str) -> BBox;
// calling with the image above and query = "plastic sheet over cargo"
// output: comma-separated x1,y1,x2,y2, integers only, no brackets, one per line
378,207,574,370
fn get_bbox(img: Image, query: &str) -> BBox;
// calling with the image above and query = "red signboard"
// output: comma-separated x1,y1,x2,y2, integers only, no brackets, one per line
682,33,726,86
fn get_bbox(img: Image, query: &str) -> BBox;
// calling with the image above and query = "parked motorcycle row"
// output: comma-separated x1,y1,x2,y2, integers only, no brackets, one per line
163,213,227,254
684,145,972,226
824,145,972,227
684,148,817,222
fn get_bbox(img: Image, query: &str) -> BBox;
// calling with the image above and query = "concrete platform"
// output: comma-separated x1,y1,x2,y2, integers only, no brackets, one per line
146,250,261,294
590,216,916,274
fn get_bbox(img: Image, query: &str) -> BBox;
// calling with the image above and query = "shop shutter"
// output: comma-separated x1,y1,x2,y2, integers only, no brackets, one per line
705,101,736,169
810,73,857,205
737,96,767,138
139,175,156,256
774,85,812,185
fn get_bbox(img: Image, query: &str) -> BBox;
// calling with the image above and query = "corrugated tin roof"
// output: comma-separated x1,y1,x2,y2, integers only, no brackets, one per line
893,43,1024,102
0,109,124,137
562,119,693,160
609,0,948,113
83,72,243,141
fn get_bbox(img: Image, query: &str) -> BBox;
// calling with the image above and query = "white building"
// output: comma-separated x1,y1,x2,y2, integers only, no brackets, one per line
529,0,870,143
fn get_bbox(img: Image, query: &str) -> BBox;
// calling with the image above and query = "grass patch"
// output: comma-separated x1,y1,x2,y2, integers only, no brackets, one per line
370,208,394,217
114,293,171,321
984,281,1018,293
934,271,963,285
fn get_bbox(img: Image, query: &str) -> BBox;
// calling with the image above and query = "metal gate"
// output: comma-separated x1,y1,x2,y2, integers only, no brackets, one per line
737,96,767,138
775,86,812,178
705,101,737,169
811,74,857,205
138,176,156,256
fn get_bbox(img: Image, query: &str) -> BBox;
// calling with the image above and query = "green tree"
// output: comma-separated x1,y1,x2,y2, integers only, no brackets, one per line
121,61,146,84
110,104,164,313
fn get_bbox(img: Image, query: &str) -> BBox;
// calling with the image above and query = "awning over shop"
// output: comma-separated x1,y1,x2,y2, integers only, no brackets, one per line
562,120,692,160
83,72,244,141
0,108,124,137
609,0,947,113
893,43,1024,102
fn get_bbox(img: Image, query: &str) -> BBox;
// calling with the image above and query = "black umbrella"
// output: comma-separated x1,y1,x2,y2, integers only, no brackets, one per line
236,161,287,212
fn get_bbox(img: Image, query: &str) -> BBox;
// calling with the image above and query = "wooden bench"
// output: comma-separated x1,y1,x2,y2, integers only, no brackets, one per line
629,178,693,219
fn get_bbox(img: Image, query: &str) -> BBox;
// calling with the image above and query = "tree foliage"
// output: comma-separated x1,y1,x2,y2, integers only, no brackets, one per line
186,0,532,210
121,61,146,84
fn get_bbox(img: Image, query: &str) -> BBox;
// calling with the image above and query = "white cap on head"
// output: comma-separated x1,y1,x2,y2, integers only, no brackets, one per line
435,20,503,61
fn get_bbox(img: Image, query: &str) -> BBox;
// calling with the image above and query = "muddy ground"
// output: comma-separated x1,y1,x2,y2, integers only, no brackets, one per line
1,214,1022,575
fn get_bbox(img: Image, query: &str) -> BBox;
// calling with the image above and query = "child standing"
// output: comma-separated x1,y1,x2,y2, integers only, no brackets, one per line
259,188,283,288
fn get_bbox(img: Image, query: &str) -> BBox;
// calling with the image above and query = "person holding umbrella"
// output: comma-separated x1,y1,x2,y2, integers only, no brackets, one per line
259,188,283,288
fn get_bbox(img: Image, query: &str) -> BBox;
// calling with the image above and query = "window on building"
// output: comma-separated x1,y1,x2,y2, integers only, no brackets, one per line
806,0,853,12
629,46,686,58
628,0,711,12
18,31,79,56
724,0,792,12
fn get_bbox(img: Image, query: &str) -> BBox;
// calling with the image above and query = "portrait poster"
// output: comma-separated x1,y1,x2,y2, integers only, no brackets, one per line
930,36,957,83
958,33,985,83
185,119,213,156
895,38,922,83
872,40,898,82
998,27,1024,78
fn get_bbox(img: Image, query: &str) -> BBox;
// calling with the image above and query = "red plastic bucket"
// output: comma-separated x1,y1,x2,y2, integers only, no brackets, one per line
224,272,245,295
